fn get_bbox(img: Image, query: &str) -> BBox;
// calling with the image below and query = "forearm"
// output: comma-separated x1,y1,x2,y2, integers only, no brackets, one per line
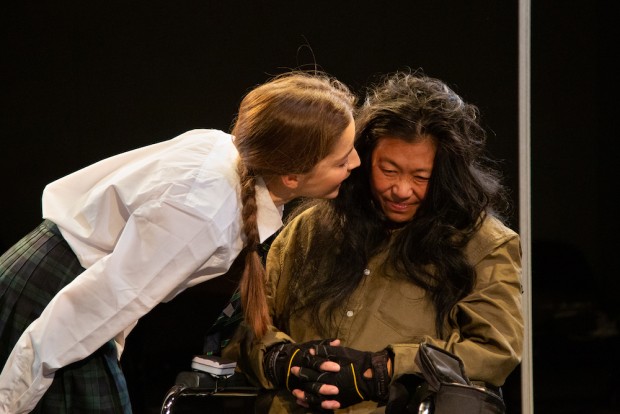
0,207,222,411
0,327,53,414
389,328,521,386
388,283,523,386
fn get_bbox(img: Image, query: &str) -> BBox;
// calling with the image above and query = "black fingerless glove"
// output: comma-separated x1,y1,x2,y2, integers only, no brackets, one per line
312,346,392,408
263,339,334,391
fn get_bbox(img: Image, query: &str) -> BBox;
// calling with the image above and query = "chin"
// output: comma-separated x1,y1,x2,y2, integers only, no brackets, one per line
320,187,341,199
386,213,413,223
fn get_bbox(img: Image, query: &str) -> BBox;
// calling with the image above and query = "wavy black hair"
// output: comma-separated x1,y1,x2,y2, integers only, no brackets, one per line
277,70,511,337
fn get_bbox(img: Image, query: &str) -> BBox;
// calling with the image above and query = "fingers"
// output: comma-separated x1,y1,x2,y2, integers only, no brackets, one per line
291,367,336,385
310,382,339,396
291,367,339,388
311,343,364,365
320,360,340,372
292,389,341,411
294,366,326,383
321,399,341,410
299,350,331,371
295,360,339,374
290,383,339,400
320,383,339,396
288,363,340,397
296,349,340,372
302,382,339,397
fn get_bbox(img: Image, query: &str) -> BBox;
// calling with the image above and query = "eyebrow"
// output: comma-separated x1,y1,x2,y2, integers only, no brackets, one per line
379,158,432,174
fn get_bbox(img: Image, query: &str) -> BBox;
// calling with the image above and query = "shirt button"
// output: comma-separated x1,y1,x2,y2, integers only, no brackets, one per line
363,269,371,275
346,310,354,317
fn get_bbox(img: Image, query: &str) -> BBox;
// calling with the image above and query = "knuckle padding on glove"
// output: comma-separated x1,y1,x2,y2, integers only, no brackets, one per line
296,366,332,383
264,341,391,409
303,391,324,409
302,381,325,395
299,352,329,371
263,340,337,390
313,346,391,406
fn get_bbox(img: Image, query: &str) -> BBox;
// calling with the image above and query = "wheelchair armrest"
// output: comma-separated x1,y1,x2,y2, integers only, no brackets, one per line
161,371,260,414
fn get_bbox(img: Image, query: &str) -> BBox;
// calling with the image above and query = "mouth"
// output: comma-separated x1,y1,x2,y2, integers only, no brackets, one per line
386,200,411,212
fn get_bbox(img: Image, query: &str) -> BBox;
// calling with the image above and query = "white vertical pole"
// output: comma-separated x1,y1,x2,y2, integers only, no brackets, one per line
519,0,533,413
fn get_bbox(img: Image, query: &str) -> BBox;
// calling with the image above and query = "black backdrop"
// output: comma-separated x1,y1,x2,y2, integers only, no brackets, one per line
2,1,617,413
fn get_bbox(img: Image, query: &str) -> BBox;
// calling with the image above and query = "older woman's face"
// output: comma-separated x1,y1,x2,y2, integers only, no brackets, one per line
369,135,436,223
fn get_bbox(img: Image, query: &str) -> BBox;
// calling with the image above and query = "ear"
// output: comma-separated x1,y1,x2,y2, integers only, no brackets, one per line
280,174,302,190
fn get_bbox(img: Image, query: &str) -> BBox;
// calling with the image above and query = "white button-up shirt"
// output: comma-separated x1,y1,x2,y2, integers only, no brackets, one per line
0,129,283,413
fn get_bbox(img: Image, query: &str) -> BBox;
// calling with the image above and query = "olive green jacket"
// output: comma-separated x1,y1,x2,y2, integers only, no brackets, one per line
225,209,523,413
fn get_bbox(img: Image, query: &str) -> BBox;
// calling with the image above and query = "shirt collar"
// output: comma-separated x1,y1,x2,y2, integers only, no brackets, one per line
255,176,284,242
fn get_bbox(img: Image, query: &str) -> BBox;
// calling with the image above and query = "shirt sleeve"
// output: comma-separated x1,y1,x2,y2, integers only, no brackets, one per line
0,198,230,413
389,233,524,387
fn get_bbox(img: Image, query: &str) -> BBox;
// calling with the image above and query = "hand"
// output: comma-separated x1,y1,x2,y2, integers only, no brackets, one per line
293,345,393,409
263,339,340,391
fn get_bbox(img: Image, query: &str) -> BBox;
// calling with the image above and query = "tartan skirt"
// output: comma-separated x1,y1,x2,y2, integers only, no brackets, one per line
0,220,132,413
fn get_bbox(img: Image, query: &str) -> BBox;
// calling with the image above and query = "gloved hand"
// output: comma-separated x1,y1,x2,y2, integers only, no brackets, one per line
296,345,393,409
263,339,338,391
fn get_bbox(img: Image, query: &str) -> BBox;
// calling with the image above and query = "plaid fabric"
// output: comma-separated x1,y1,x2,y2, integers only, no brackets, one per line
203,289,243,355
0,220,132,413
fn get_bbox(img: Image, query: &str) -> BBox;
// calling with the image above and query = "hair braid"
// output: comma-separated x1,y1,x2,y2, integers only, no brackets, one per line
231,70,356,338
237,159,270,338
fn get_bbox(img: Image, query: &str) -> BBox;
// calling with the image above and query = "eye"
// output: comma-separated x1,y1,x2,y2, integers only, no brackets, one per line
382,169,397,176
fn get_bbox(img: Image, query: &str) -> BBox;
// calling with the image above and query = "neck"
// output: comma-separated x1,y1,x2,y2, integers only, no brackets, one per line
264,176,296,207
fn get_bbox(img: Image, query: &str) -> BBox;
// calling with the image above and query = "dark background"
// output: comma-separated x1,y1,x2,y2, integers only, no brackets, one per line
2,1,617,413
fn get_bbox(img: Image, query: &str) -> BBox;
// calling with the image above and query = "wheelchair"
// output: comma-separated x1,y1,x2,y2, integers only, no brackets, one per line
160,370,262,414
160,369,434,414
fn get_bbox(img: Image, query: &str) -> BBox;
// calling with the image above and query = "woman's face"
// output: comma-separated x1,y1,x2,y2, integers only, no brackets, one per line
296,119,360,199
370,135,436,223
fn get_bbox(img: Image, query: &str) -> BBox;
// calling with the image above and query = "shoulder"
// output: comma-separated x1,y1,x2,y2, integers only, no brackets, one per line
163,130,240,217
272,206,321,253
172,129,237,182
464,214,520,265
170,129,235,154
131,129,236,176
285,205,319,229
279,206,319,237
175,128,232,142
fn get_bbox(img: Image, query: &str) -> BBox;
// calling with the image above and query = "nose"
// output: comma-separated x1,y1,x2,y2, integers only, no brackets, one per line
391,177,413,200
348,148,361,171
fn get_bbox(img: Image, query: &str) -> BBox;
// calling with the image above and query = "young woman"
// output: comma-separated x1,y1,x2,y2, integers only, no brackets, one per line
0,71,360,413
231,71,523,413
